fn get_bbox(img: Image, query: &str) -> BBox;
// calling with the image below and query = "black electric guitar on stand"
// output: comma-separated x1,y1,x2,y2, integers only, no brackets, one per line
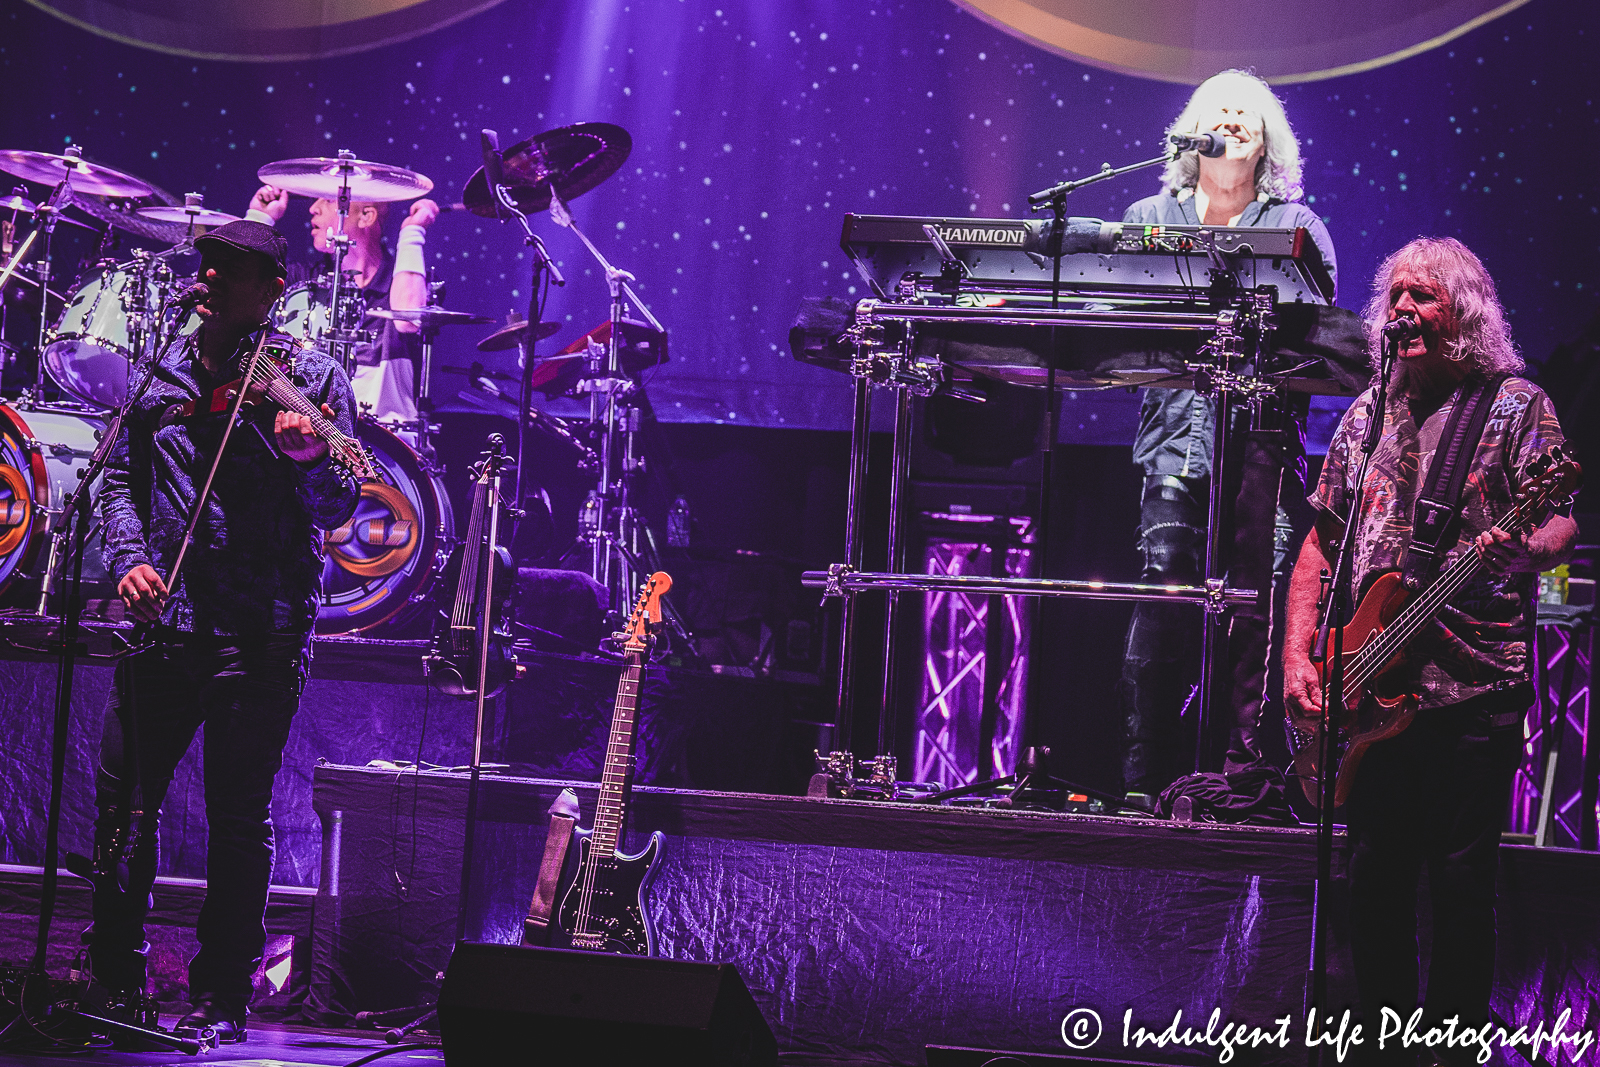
552,572,672,955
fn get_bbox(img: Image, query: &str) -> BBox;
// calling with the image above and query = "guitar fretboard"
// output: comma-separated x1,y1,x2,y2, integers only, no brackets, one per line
591,653,644,858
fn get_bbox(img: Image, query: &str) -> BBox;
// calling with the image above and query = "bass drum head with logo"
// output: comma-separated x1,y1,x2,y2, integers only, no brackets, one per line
0,405,109,601
316,417,452,634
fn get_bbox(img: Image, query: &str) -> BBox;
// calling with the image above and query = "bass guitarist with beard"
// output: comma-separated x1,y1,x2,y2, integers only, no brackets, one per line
1283,236,1576,1065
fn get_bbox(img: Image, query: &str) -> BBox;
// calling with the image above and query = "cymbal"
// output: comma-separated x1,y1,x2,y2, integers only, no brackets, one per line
0,192,98,232
0,149,155,198
461,123,631,218
367,305,493,328
258,156,433,203
552,317,668,369
476,318,561,352
137,204,241,227
70,192,189,244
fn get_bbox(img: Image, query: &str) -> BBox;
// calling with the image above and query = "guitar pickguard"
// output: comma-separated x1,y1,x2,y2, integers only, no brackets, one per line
553,830,663,956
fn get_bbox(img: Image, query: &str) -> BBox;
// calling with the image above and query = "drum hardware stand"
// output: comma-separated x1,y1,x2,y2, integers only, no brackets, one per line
543,182,670,613
318,150,373,376
24,148,84,404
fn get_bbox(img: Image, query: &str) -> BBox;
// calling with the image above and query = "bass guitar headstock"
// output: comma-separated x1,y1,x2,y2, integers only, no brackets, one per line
1518,446,1582,520
618,571,672,655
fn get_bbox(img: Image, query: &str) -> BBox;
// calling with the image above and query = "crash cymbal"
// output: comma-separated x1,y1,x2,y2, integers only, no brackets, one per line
0,149,155,198
258,155,433,203
367,305,493,328
461,122,631,219
70,193,188,244
476,318,561,352
137,204,242,227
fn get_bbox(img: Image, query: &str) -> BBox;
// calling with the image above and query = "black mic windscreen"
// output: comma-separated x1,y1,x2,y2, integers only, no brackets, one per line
175,282,209,309
481,130,507,219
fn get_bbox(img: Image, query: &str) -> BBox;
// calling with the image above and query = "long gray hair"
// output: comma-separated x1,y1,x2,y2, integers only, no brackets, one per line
1362,237,1524,388
1159,70,1304,203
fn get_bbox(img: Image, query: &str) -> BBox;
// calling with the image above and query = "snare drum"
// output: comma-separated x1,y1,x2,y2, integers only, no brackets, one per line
43,261,189,409
0,404,108,599
316,416,453,634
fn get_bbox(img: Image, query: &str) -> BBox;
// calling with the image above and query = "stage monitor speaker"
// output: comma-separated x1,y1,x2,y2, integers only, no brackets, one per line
438,942,778,1066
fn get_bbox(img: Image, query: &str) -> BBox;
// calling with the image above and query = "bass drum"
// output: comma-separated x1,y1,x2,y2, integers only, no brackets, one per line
316,416,453,634
0,405,108,600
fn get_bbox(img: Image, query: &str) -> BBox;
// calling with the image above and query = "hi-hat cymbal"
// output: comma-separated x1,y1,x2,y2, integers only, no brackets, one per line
137,204,242,227
2,193,38,214
476,318,561,352
0,150,155,198
461,123,631,219
258,155,433,203
368,305,493,328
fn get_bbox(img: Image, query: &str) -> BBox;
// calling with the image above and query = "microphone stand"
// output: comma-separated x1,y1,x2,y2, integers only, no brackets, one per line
481,136,565,519
15,306,196,1055
1302,331,1399,1061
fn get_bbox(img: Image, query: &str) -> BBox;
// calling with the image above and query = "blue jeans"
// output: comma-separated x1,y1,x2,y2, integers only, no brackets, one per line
86,631,307,1003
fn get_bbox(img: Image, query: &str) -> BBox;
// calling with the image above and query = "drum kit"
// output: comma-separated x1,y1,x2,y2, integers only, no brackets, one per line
0,124,673,637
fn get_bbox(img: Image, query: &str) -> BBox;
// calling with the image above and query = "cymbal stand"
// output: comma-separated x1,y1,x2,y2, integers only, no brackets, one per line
321,150,367,376
25,148,81,404
545,184,667,613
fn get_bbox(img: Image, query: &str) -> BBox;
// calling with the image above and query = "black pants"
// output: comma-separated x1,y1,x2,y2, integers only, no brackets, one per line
1118,429,1301,794
1345,689,1526,1064
85,632,306,1003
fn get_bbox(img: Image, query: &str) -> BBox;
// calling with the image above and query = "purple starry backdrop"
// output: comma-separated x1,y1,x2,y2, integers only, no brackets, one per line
1,0,1597,434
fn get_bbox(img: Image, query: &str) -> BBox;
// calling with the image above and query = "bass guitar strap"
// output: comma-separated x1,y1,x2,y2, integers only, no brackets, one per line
1401,373,1509,592
522,788,581,946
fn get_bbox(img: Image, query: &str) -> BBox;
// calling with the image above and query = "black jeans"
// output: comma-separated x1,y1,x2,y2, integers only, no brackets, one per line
85,631,306,1003
1118,417,1305,794
1344,688,1527,1064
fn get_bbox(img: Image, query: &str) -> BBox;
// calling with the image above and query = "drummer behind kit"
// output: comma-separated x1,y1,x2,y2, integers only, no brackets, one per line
1,127,684,647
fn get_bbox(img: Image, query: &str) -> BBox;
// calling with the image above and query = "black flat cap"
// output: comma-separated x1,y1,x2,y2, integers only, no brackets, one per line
194,219,288,278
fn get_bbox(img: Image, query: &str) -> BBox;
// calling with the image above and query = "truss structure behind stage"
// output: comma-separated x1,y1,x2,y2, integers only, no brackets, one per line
1510,611,1597,848
914,539,1031,787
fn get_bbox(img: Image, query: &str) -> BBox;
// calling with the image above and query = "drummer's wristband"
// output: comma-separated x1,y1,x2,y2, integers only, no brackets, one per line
395,224,427,276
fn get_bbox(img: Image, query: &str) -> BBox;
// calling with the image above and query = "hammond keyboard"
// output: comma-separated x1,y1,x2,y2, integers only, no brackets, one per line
840,213,1334,306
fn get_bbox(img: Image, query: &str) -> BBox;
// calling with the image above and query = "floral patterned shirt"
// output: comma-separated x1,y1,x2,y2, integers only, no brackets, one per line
1310,375,1568,709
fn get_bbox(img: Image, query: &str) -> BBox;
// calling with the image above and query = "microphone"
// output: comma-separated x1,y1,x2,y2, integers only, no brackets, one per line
1382,314,1420,341
1169,131,1228,158
480,129,507,220
173,282,209,312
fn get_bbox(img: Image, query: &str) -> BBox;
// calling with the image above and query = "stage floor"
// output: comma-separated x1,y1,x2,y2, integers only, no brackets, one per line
0,1019,444,1067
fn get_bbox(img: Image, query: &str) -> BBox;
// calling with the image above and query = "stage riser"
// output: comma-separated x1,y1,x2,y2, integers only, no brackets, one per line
309,766,1600,1066
0,654,814,891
